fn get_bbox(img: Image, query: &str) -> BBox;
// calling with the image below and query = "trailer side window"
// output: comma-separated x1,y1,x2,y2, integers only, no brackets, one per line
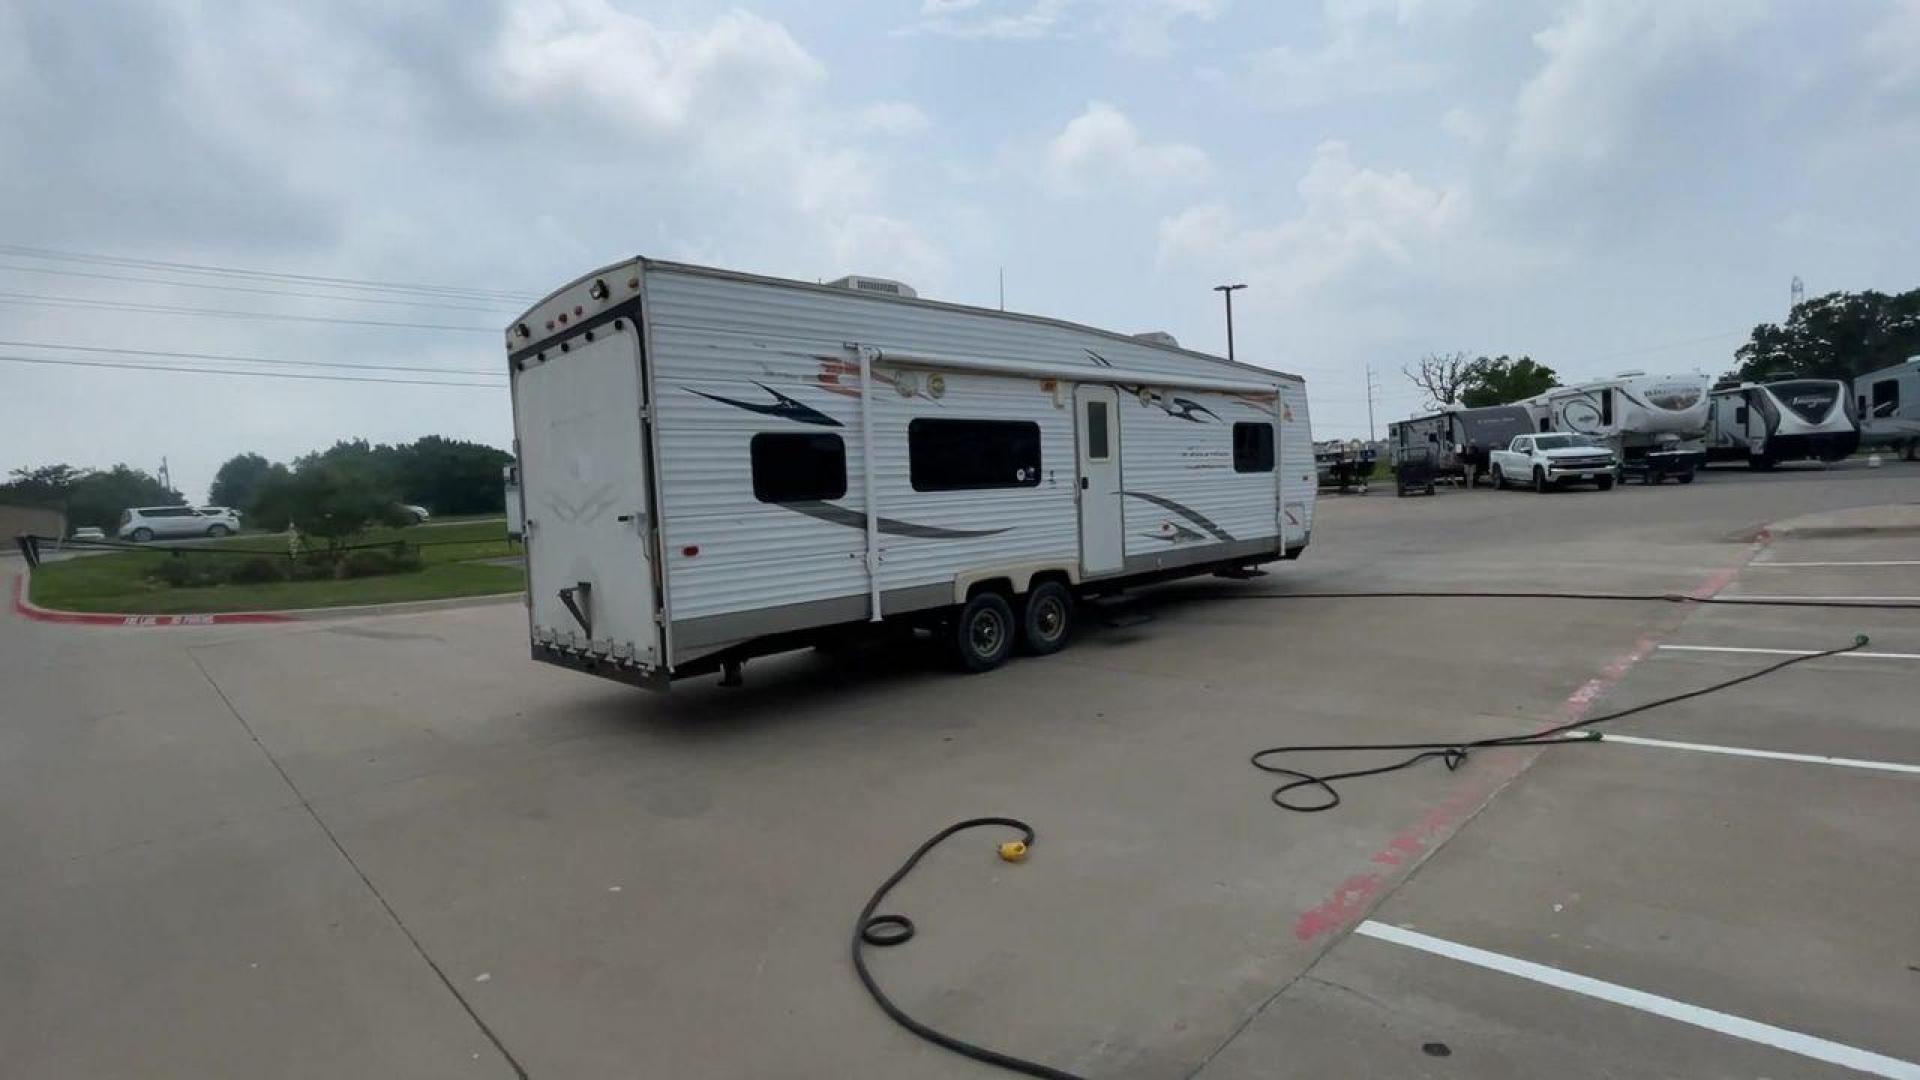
1600,389,1614,426
1872,379,1900,418
1233,422,1274,473
750,433,847,503
909,419,1042,491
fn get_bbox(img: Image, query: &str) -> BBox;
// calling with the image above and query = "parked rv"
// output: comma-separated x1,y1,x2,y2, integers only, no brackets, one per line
508,259,1315,688
1388,404,1533,488
1854,357,1919,461
1518,371,1710,483
1705,378,1859,468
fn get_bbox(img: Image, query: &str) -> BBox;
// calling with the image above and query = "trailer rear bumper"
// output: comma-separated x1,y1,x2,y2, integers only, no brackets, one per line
531,641,670,690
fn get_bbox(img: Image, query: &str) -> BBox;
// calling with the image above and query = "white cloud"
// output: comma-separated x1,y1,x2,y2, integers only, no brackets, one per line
910,0,1220,53
1042,101,1211,194
915,0,1070,41
1246,0,1448,110
827,213,950,285
855,101,933,137
1508,0,1769,169
1157,141,1464,293
1441,107,1488,146
1862,0,1920,94
1111,0,1228,58
491,1,823,137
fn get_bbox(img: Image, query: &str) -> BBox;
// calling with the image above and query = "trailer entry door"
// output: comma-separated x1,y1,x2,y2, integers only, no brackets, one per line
1075,385,1124,575
515,330,660,666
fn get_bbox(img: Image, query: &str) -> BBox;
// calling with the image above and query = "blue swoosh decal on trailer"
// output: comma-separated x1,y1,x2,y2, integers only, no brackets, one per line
685,383,843,427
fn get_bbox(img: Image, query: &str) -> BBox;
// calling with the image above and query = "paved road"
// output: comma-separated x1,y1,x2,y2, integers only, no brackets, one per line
3,462,1915,1078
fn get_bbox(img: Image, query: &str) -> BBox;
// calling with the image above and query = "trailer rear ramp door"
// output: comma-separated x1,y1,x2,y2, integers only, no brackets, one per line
516,329,661,667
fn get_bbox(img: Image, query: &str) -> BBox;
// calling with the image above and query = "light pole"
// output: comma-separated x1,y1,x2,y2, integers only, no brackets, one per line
1213,283,1245,363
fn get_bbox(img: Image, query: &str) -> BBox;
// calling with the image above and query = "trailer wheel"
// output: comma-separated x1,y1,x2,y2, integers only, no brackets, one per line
950,592,1015,673
1019,581,1074,656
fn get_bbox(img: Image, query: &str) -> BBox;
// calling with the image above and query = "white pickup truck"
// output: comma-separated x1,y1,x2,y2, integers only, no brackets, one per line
1489,433,1618,492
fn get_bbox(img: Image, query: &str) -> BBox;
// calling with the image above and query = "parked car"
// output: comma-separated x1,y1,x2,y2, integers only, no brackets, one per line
398,504,431,525
117,505,241,541
1488,433,1618,492
70,526,106,542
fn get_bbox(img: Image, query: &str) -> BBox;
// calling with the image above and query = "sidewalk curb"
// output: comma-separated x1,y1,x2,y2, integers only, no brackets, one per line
9,570,521,629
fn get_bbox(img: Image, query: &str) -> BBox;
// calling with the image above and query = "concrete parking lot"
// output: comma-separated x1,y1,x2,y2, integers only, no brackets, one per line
4,461,1917,1078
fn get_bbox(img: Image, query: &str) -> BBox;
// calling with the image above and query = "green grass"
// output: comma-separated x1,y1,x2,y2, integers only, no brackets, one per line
31,519,524,614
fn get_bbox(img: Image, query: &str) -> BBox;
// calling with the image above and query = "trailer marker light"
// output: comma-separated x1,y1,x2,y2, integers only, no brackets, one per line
545,319,555,330
515,322,530,339
574,305,583,317
589,279,609,300
557,312,568,324
682,545,699,558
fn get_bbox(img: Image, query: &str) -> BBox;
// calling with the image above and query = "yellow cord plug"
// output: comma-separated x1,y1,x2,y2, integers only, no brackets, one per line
997,841,1028,863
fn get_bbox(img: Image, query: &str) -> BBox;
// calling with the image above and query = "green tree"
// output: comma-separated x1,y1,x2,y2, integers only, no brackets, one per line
208,452,276,511
1460,355,1559,407
1734,289,1920,383
251,463,402,558
0,463,182,530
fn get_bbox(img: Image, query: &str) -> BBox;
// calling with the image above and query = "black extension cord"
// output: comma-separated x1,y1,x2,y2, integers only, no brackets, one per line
1204,589,1920,611
1251,634,1871,811
853,634,1873,1077
853,817,1086,1080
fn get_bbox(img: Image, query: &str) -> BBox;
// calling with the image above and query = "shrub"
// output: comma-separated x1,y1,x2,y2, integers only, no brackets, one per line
289,557,337,581
151,558,219,589
226,556,289,585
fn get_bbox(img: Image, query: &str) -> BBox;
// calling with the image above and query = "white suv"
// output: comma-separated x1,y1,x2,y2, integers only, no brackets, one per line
117,506,242,541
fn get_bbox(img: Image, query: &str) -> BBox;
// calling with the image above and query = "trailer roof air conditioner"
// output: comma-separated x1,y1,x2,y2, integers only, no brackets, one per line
826,275,918,299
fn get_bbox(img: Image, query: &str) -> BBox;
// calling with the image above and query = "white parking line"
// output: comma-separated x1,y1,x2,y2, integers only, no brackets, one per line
1586,732,1920,775
1356,922,1920,1078
1751,560,1920,568
1659,644,1920,661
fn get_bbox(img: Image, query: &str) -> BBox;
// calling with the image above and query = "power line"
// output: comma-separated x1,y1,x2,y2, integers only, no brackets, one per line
0,242,539,304
1,352,503,388
0,291,499,333
0,338,503,378
0,261,519,314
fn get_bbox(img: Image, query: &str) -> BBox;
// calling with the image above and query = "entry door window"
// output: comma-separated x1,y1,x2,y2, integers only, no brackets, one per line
1085,402,1110,460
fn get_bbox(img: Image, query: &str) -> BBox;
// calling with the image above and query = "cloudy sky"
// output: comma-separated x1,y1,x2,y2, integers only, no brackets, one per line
3,0,1917,499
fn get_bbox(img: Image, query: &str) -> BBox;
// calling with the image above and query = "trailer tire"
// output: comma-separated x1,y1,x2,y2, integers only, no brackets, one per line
949,592,1015,673
1019,581,1074,656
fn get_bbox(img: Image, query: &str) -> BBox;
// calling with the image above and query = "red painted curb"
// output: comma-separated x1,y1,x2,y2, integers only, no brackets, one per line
9,573,294,627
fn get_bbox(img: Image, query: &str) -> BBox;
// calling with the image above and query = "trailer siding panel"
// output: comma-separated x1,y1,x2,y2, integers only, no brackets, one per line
632,264,1313,658
1119,389,1280,557
1278,379,1314,545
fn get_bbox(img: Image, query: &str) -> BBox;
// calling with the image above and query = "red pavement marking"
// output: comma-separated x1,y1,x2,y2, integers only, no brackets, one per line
10,572,292,627
1292,534,1772,943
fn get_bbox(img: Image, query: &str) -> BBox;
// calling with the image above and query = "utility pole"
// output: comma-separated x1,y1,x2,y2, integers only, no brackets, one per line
1213,283,1246,362
1365,365,1380,442
158,456,172,495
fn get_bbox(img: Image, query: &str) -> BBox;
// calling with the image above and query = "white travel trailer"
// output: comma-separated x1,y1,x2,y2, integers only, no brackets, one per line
506,259,1315,688
1854,357,1920,461
1705,378,1859,468
1518,371,1711,481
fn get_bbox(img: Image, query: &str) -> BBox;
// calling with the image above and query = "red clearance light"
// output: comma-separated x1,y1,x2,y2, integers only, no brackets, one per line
573,305,584,317
557,312,568,324
681,545,700,558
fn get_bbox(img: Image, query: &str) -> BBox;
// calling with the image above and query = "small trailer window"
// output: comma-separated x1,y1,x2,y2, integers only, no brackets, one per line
909,418,1042,491
1872,379,1900,418
1233,422,1274,473
1086,402,1110,461
750,433,847,503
